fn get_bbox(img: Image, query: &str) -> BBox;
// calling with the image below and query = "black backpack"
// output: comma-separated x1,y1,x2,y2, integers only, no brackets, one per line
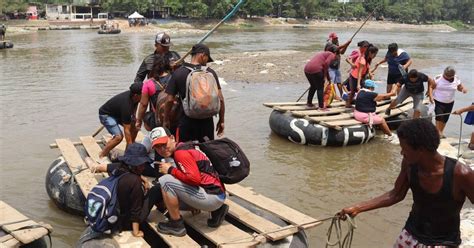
198,138,250,184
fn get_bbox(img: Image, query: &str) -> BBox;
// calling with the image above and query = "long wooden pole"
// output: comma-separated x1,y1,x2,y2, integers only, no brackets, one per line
297,7,377,102
175,0,245,65
92,125,104,138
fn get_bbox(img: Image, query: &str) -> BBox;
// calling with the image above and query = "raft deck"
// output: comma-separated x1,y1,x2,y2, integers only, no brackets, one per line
264,97,416,130
50,133,321,247
0,201,53,247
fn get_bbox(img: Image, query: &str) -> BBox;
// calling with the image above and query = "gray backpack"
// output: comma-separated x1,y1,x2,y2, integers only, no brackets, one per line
182,66,221,119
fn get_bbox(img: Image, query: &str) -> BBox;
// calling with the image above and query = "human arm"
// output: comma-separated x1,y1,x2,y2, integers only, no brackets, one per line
134,58,149,84
373,57,387,71
160,150,201,186
128,176,145,237
453,104,474,115
402,58,412,70
217,90,225,137
374,91,396,101
339,159,410,218
427,76,434,103
338,39,352,55
135,93,149,129
455,163,474,203
356,63,365,90
457,83,467,94
345,57,356,68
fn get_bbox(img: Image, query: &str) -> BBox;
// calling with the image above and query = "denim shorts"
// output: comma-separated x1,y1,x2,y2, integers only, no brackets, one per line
328,68,342,84
99,114,122,137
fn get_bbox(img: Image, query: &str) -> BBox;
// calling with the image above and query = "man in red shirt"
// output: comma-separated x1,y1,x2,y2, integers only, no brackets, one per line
151,127,228,236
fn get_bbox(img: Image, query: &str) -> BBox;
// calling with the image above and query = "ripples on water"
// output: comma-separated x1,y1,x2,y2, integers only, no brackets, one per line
0,28,472,247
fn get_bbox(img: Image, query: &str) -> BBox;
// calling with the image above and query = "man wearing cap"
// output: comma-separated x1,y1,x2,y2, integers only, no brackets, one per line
150,127,228,236
98,83,142,159
324,32,352,98
134,32,181,84
163,43,225,143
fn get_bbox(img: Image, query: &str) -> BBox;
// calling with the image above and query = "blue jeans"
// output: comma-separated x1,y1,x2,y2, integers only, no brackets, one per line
99,114,122,137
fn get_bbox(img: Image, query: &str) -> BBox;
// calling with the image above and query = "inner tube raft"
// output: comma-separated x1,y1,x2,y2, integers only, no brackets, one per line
98,29,121,34
269,110,375,146
0,42,13,49
45,156,85,215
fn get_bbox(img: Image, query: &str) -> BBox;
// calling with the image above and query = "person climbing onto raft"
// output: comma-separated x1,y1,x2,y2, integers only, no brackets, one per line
340,118,474,247
353,80,397,142
384,69,434,119
372,43,413,93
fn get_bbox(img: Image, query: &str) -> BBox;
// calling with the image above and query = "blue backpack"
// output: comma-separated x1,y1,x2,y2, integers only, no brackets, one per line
84,172,128,234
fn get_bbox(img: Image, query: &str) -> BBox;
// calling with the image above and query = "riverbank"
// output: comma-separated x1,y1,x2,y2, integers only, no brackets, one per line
3,16,461,37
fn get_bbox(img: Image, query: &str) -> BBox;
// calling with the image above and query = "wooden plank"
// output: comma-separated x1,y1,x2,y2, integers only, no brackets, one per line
80,136,110,163
0,201,51,247
226,199,298,241
112,231,151,248
263,102,307,108
146,209,200,248
55,139,98,196
103,132,145,154
274,100,346,112
291,107,348,117
225,185,320,229
49,139,103,149
181,212,262,247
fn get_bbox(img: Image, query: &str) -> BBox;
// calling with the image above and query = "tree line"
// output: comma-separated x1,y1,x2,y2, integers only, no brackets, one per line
2,0,472,24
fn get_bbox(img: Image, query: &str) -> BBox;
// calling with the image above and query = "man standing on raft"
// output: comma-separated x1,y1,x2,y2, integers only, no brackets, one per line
340,118,474,247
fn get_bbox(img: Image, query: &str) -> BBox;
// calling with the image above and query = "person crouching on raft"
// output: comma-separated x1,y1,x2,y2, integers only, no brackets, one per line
340,118,474,247
354,80,397,142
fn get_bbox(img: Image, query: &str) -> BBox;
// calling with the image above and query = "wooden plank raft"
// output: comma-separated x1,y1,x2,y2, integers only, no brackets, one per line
51,134,320,247
0,201,52,247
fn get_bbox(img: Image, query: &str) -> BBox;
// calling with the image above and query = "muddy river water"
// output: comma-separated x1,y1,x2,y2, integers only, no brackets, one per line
0,27,473,247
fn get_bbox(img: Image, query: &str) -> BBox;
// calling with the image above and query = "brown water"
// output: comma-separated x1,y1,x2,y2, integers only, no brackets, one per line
0,28,473,247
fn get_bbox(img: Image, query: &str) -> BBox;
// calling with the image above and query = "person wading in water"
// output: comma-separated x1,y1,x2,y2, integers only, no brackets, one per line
339,118,474,247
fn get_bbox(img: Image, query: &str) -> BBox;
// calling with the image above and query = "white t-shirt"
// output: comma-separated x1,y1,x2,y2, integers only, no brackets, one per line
433,74,461,103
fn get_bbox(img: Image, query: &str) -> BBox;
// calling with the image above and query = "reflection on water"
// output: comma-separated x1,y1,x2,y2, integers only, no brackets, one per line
0,28,472,247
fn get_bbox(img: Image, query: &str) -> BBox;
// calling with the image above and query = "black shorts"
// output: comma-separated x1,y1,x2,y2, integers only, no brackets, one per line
434,99,454,123
387,73,402,85
177,115,214,143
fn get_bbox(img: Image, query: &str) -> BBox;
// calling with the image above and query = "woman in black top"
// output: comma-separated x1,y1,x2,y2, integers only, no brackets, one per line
354,80,396,141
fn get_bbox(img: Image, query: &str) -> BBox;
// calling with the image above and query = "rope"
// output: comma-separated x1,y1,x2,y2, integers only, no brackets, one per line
325,214,356,248
215,215,340,247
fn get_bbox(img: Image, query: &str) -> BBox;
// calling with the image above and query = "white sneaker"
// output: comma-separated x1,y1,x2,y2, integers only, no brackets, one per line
383,134,399,145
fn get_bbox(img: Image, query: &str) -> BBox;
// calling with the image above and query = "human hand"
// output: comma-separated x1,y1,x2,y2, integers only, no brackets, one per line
338,206,360,220
216,120,225,137
132,230,144,237
429,97,434,104
135,120,142,130
453,109,463,115
462,88,468,94
158,162,172,174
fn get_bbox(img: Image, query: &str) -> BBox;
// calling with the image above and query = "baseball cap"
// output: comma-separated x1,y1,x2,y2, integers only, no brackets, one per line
329,32,338,39
191,43,214,62
151,127,172,147
364,79,377,88
155,32,172,46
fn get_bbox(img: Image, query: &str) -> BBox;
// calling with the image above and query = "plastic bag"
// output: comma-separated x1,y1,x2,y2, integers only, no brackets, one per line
427,103,435,116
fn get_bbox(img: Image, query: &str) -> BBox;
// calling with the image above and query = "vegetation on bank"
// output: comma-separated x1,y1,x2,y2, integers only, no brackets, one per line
1,0,472,29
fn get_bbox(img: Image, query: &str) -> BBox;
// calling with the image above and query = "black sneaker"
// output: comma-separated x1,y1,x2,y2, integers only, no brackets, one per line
157,217,186,237
207,204,229,228
385,108,391,116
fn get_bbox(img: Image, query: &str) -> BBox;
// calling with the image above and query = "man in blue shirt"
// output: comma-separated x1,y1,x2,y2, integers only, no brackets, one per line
373,43,413,93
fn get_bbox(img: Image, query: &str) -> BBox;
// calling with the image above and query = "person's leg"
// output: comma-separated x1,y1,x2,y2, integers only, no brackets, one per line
385,86,409,116
346,75,357,108
411,93,424,119
434,100,454,137
98,115,123,158
469,132,474,150
305,72,317,106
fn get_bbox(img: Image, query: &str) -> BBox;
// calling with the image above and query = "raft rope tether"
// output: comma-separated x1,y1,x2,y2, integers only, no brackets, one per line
326,214,356,248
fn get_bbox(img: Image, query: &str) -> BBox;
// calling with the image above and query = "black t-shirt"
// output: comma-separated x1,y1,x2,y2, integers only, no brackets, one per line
99,91,137,125
355,90,378,113
134,50,181,84
107,163,144,224
400,72,429,94
165,62,221,100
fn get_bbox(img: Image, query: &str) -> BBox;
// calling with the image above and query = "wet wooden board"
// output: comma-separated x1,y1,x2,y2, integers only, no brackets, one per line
273,100,346,112
111,231,151,248
49,139,102,149
55,139,98,196
263,102,308,107
0,201,51,247
181,212,262,247
147,210,200,248
320,102,414,129
226,184,320,229
226,199,298,241
103,132,145,153
80,136,109,163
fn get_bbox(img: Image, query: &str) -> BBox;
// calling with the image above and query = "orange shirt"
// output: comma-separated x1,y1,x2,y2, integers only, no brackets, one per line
350,56,368,79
